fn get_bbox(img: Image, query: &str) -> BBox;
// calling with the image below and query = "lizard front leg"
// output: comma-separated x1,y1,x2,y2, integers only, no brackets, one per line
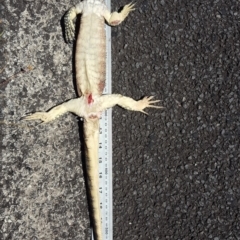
103,2,135,26
64,3,84,43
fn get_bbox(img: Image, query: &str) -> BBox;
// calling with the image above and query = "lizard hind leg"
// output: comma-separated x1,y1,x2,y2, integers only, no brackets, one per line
22,112,54,123
107,2,135,26
22,104,68,123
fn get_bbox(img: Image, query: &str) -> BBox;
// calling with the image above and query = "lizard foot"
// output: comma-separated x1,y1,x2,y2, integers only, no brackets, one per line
109,2,135,26
22,112,53,123
121,2,136,19
136,96,163,114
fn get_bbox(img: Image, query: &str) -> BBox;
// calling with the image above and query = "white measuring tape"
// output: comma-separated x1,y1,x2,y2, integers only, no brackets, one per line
92,0,113,239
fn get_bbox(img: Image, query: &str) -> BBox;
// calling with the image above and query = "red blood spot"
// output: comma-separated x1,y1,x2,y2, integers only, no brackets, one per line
89,115,98,119
87,94,94,104
111,20,121,26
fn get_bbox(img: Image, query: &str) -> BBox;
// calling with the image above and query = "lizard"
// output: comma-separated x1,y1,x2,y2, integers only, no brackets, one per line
23,1,163,239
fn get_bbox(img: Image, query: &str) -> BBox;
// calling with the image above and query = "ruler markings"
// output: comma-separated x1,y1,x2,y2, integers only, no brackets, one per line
92,0,112,239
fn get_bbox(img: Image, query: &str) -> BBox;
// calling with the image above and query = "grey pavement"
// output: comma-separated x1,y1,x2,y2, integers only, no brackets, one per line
0,0,239,239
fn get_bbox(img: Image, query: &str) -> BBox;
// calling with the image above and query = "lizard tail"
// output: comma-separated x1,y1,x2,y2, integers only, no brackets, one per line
83,119,102,240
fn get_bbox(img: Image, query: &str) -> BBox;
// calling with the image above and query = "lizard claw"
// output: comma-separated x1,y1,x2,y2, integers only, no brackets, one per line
123,2,136,12
121,2,136,19
22,112,52,123
109,2,135,26
137,96,164,114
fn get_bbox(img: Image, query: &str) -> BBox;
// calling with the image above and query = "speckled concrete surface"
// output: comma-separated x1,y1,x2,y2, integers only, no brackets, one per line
1,0,240,240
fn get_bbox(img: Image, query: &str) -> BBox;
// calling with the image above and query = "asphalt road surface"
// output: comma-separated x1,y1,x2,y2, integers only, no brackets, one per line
1,0,239,239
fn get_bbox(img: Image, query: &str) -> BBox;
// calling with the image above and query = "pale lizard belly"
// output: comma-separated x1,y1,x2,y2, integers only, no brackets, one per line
75,13,106,97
